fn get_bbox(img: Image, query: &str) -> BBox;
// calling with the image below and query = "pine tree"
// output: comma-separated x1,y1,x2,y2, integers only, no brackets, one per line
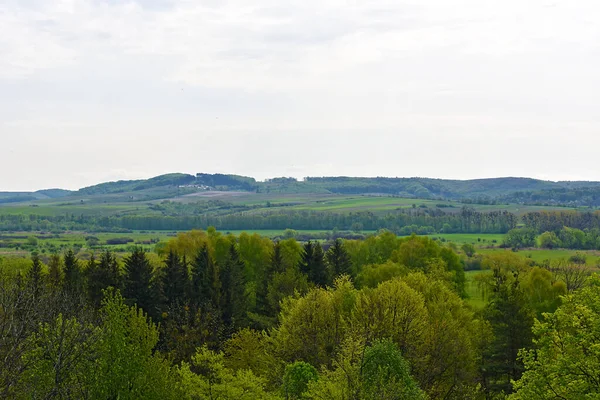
299,241,314,277
482,267,534,395
62,249,82,295
26,254,45,299
123,248,157,317
161,250,188,306
87,251,121,307
47,253,63,291
300,241,327,286
311,243,327,286
256,241,283,316
220,244,247,332
190,244,220,309
325,239,352,278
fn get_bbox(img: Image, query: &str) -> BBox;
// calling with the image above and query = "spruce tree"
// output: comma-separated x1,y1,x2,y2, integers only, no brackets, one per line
220,244,247,331
62,249,82,295
26,254,45,299
311,243,327,286
123,248,157,317
161,250,188,306
299,241,314,277
300,241,327,286
257,241,283,316
325,239,352,278
190,244,220,309
47,253,63,291
87,251,121,307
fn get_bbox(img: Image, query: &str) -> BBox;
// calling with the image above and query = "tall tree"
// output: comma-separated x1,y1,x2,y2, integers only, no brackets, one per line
26,254,45,299
161,250,188,306
190,244,220,309
325,239,352,278
87,251,121,307
482,263,534,395
63,249,82,295
47,254,63,291
220,244,247,332
256,241,284,316
123,248,157,318
300,241,328,286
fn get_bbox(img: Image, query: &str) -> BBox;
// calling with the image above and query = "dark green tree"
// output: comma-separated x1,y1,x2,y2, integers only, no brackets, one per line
87,251,121,307
482,266,535,395
26,254,45,299
300,241,327,286
63,249,82,295
47,253,63,291
123,248,158,318
256,241,284,316
220,244,247,332
161,250,188,307
190,244,220,309
325,238,352,278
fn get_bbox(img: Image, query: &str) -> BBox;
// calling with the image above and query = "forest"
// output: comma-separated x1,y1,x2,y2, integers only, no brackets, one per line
1,228,598,399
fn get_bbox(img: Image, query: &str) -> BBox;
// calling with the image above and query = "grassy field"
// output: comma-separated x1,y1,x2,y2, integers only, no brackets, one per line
465,270,491,310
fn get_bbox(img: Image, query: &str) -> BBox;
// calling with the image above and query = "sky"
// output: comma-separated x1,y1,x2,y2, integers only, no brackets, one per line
0,0,599,191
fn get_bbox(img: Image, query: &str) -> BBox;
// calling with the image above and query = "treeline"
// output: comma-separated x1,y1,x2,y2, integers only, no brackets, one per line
501,187,600,207
0,207,518,234
2,229,599,398
522,210,600,232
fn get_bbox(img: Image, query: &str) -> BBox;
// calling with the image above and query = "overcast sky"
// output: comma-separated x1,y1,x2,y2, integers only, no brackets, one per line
1,0,599,191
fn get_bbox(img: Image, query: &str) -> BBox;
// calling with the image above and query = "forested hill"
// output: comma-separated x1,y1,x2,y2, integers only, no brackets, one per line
4,173,600,205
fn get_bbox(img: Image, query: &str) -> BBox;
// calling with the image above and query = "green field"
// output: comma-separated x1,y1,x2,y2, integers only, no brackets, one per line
465,270,491,310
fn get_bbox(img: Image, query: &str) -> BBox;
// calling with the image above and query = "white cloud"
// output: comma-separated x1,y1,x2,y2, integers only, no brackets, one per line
0,0,599,190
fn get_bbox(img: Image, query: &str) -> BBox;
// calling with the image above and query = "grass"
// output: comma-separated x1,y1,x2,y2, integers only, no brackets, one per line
464,270,491,310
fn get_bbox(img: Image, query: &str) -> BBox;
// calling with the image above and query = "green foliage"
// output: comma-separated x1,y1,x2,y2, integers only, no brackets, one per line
89,289,177,399
283,361,318,399
503,228,537,249
177,346,280,399
123,248,158,317
462,243,476,257
511,275,600,399
361,339,426,400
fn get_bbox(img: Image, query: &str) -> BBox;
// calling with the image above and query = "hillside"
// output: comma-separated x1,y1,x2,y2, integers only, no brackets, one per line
3,173,600,206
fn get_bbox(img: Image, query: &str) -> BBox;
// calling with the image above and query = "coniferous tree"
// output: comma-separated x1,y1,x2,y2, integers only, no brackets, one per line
26,254,45,299
325,239,352,279
87,251,121,307
311,243,327,286
300,241,327,286
190,244,220,309
299,241,314,277
123,248,157,318
482,267,534,395
256,241,284,316
47,254,63,291
62,249,82,295
161,250,188,306
220,244,247,332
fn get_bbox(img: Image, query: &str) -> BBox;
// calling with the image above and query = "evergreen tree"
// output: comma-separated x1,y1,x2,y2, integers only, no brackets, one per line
123,248,157,318
220,244,247,332
256,241,284,316
190,244,220,309
325,238,352,278
26,254,45,299
47,253,63,291
161,250,188,306
87,251,121,307
300,241,327,286
63,249,82,295
482,266,534,395
299,241,314,277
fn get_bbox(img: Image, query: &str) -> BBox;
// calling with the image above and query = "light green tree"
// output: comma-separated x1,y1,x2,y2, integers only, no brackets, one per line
510,275,600,399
